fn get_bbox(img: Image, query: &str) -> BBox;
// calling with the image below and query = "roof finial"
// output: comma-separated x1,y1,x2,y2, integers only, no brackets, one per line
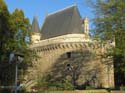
46,10,48,16
34,12,38,19
83,17,89,38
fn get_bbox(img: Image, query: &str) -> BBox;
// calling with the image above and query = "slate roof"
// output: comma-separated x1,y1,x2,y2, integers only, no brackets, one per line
41,5,83,39
31,15,40,32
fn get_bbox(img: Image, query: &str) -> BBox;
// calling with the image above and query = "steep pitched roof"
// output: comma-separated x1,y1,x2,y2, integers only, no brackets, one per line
41,5,83,39
31,15,40,32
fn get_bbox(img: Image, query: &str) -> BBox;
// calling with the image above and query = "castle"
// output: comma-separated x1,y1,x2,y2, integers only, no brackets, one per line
27,6,114,89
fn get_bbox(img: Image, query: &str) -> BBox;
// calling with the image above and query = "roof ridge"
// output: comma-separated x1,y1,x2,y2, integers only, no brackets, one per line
40,5,77,33
47,5,77,16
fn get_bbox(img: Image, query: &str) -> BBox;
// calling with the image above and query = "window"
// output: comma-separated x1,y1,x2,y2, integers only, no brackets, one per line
67,52,71,58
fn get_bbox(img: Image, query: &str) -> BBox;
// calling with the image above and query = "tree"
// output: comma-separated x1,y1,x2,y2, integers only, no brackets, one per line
10,8,34,66
11,9,31,48
90,0,125,87
37,50,101,91
10,9,34,85
0,0,15,86
0,0,34,87
0,0,11,62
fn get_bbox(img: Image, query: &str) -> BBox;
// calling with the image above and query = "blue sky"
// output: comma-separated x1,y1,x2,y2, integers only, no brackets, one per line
4,0,94,28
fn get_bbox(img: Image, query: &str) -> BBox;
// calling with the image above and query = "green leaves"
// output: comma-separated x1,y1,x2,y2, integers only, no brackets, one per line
11,9,31,50
91,0,125,85
37,75,74,92
0,0,34,87
92,0,125,40
91,0,125,58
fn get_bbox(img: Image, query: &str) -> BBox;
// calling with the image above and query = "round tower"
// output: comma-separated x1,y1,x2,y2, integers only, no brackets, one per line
31,15,41,43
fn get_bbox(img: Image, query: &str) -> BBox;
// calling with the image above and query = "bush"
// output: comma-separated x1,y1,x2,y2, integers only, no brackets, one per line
19,87,27,93
85,86,94,90
62,79,74,90
37,75,75,92
0,88,12,93
120,85,125,90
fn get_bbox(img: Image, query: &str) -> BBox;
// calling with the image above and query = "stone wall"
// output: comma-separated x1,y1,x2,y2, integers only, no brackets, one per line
26,34,114,89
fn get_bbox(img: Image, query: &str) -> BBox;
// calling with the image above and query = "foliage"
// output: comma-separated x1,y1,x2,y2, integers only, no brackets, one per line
0,0,11,62
89,0,125,86
37,75,74,92
0,0,35,87
120,85,125,91
0,88,12,93
85,85,94,90
19,87,27,93
89,0,125,56
37,50,101,92
90,0,125,39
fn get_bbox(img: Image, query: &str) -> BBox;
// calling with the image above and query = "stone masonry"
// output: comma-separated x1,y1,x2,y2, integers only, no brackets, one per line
26,5,115,89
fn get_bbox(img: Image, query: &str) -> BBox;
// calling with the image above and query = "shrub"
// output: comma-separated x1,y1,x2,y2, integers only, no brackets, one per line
37,75,74,92
120,85,125,90
85,86,94,90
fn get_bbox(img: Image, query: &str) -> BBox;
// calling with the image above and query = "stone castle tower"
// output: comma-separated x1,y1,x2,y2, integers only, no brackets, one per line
27,6,114,89
31,15,41,43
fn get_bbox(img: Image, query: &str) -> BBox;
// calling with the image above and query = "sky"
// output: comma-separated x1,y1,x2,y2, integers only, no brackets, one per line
4,0,94,28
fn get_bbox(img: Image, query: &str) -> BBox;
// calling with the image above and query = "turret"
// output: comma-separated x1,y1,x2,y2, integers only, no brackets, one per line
31,15,41,43
82,17,89,38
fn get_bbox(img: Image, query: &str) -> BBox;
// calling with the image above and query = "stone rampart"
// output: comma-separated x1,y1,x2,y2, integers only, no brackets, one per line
27,34,115,89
